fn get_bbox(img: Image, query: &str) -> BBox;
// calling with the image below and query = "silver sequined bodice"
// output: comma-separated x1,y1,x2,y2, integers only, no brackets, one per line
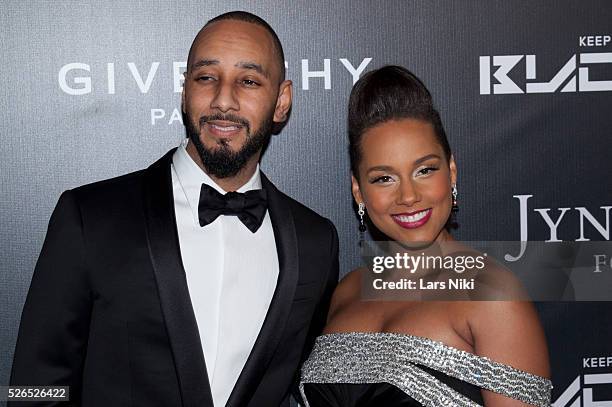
300,332,552,407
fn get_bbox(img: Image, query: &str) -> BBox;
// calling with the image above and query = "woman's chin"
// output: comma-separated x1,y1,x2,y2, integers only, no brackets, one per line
381,231,436,250
388,228,452,249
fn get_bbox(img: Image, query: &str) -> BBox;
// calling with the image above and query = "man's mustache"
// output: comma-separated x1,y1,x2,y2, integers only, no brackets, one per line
199,113,250,133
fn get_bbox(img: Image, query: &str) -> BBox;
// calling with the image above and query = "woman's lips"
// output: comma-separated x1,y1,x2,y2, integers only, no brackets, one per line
205,121,243,137
391,208,432,229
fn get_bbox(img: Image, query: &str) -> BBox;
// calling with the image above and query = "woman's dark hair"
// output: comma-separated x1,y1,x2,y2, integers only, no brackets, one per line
348,65,452,178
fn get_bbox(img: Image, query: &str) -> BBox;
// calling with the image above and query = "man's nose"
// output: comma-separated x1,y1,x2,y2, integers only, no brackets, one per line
210,80,240,112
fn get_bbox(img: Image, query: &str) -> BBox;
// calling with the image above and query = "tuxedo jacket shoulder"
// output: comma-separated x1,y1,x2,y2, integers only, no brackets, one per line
10,149,339,407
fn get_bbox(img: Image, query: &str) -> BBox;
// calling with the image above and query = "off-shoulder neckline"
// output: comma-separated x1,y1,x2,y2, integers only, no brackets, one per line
313,331,549,381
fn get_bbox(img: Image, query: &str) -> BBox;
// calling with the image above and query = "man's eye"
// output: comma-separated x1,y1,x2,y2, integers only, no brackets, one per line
197,76,215,81
242,79,260,86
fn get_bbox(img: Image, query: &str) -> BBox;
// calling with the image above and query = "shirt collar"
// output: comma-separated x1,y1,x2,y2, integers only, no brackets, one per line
172,138,262,224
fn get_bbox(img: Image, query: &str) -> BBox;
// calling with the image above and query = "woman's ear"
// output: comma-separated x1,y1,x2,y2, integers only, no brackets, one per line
449,155,457,186
351,174,364,205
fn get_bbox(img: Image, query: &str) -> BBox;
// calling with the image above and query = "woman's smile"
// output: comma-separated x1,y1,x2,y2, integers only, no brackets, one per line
391,208,432,229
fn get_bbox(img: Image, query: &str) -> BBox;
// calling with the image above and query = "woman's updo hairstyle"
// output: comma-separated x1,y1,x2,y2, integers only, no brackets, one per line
348,65,451,178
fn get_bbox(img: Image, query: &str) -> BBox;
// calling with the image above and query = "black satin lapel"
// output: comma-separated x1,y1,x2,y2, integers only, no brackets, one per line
226,173,299,407
143,149,214,407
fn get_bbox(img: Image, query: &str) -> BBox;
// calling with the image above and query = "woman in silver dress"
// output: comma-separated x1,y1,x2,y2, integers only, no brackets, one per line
300,66,552,406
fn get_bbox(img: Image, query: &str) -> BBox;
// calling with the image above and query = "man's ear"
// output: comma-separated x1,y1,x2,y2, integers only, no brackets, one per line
181,72,187,114
351,174,364,206
273,80,293,123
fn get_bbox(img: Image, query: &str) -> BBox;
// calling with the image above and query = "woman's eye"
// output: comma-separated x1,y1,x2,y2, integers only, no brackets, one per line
416,167,438,176
371,175,394,184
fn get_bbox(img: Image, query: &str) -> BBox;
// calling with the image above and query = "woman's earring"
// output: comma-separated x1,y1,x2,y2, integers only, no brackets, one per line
451,184,458,211
358,202,366,244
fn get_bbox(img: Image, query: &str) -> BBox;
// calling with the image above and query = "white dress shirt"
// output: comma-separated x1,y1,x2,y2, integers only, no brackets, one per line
171,139,279,406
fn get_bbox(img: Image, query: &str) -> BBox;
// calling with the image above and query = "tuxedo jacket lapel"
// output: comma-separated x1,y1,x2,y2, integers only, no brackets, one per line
143,149,214,407
143,153,298,407
225,173,300,407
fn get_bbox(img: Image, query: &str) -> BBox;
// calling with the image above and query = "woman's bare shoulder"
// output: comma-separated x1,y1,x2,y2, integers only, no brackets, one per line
467,300,550,377
326,267,365,321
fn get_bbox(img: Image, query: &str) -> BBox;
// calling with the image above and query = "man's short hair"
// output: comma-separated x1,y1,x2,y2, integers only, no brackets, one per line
188,11,286,81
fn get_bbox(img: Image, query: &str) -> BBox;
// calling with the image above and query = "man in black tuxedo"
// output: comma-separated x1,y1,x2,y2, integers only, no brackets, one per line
10,11,338,407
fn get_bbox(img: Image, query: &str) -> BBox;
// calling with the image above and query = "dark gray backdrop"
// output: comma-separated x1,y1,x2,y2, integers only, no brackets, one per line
2,1,611,404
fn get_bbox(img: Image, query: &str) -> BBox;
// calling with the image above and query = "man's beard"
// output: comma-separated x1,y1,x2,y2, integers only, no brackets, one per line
185,112,273,178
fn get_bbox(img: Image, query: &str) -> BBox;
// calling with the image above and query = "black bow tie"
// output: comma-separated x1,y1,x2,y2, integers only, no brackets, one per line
198,183,268,233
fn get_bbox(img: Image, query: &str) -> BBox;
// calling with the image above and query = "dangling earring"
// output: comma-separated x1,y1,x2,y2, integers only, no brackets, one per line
451,184,458,211
358,202,366,245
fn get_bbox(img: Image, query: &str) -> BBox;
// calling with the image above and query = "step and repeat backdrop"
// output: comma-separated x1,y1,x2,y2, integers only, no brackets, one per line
1,1,611,404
